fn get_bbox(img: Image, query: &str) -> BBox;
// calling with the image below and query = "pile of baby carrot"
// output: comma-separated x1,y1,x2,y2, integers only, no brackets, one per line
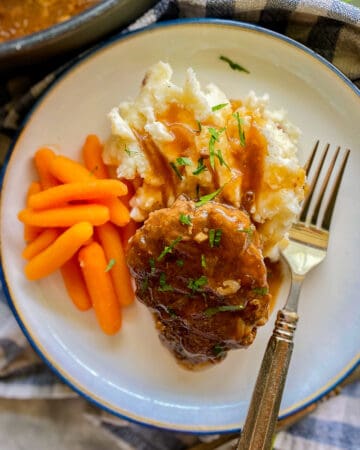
18,134,138,335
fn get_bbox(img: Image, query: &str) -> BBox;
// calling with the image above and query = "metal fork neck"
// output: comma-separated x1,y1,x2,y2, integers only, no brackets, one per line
284,277,304,312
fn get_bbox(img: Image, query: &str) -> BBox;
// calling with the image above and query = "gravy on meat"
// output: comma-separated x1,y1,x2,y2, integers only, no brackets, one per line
126,102,284,368
127,198,279,368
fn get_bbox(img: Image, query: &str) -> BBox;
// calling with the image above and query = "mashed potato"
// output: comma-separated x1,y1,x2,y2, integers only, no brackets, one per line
103,62,305,258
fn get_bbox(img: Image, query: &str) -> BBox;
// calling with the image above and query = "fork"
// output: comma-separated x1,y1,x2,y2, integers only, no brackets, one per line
237,141,350,450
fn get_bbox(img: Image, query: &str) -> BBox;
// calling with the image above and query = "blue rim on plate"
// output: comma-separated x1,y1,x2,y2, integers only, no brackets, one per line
0,18,359,434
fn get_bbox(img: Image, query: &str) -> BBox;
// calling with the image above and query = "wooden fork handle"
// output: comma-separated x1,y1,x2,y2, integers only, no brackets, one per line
237,309,299,450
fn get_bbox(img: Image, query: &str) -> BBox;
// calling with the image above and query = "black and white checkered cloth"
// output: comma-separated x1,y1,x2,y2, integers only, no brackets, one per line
1,1,359,449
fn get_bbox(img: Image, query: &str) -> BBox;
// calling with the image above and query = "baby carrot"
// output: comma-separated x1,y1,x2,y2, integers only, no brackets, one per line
60,254,92,311
24,222,93,280
121,219,139,252
34,148,58,189
82,135,108,179
49,155,94,183
24,181,42,242
28,179,128,210
100,197,130,227
96,222,134,307
78,242,122,334
22,228,60,260
18,204,109,227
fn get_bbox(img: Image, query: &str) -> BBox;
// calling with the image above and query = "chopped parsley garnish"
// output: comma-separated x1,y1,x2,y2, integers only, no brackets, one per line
208,229,222,248
170,162,183,180
124,145,138,157
188,275,208,292
212,344,225,357
192,158,207,175
158,273,173,292
252,287,268,296
211,103,228,112
157,236,183,261
176,157,192,167
179,213,192,226
233,112,246,147
176,259,184,268
215,149,230,169
140,277,149,294
201,254,207,268
166,307,178,318
195,187,222,207
196,120,202,132
208,127,225,141
204,304,245,317
149,258,156,275
170,158,192,180
219,55,250,74
105,258,116,272
208,127,225,169
237,227,254,236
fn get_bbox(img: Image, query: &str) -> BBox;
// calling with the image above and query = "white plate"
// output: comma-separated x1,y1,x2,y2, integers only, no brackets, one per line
1,20,359,433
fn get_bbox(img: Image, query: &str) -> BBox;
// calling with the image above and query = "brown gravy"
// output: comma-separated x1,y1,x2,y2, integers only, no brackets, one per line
155,103,267,213
138,103,283,316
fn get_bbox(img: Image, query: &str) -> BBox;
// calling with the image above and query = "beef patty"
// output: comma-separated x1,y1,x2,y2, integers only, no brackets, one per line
127,197,270,369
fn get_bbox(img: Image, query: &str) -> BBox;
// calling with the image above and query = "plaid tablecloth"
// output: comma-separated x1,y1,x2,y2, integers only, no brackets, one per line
0,1,359,449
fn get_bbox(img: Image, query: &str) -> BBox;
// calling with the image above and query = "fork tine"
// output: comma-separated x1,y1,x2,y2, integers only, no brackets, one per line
300,143,329,222
310,146,340,225
303,140,319,175
321,149,350,230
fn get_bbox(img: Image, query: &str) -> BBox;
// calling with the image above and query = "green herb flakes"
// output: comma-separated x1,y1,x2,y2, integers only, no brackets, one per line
195,187,222,207
188,275,208,292
140,277,149,294
212,344,225,357
179,214,192,226
208,127,225,169
192,158,207,175
176,157,192,167
204,304,245,317
201,254,207,268
208,127,226,141
170,162,182,180
233,112,246,147
158,273,173,292
219,55,250,74
171,157,192,180
105,258,116,272
211,103,228,112
176,259,184,268
237,226,254,236
166,307,177,318
209,229,222,248
252,287,268,297
215,149,230,169
149,258,156,275
157,236,183,261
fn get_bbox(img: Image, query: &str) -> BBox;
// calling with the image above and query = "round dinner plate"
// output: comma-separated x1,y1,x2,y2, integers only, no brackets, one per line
1,20,359,433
